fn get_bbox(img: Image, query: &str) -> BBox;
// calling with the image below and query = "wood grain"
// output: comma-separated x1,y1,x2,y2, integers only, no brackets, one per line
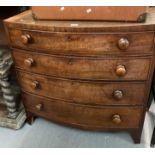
17,71,146,105
22,92,143,129
9,29,154,56
12,49,151,81
4,9,155,33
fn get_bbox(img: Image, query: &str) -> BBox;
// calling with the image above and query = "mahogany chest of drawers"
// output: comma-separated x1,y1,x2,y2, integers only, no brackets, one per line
4,9,155,144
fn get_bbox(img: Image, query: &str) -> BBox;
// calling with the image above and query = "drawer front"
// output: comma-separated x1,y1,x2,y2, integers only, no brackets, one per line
12,49,151,80
9,29,154,56
17,71,146,105
22,92,143,129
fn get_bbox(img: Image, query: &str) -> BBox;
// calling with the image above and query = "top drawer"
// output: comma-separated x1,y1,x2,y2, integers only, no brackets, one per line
8,29,154,56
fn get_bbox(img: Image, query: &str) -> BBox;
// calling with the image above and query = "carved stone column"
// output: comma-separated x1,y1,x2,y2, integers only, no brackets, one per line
0,48,26,129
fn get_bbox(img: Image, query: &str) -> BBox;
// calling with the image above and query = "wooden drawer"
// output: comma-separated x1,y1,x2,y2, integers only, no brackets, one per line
12,49,151,81
17,71,146,105
9,29,154,56
22,92,143,129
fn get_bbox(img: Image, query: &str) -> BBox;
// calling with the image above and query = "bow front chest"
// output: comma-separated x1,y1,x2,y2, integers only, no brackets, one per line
4,9,155,143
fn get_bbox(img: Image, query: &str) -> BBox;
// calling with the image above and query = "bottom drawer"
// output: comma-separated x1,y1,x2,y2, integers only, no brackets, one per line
22,92,144,130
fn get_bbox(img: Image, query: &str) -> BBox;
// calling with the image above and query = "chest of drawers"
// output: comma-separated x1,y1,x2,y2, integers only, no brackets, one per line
4,9,155,143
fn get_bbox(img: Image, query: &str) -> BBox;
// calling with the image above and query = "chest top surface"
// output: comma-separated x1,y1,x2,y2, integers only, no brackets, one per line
4,8,155,33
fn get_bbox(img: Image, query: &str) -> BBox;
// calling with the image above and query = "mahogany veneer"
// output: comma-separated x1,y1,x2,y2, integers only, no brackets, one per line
4,8,155,144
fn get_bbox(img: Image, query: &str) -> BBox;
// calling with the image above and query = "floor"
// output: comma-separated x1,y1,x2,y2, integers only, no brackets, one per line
0,102,155,148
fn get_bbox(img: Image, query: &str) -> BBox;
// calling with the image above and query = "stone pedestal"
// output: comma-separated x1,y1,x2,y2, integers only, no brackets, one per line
0,48,26,129
0,104,26,129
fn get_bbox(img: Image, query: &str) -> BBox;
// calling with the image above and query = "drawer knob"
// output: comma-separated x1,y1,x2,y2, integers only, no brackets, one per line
113,90,123,100
31,81,39,89
21,34,31,44
118,38,129,50
116,65,126,77
35,104,43,111
24,58,34,67
112,114,121,124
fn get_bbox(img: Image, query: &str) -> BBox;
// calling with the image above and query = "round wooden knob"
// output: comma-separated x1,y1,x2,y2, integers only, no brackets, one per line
118,38,129,50
24,58,34,67
31,81,39,89
113,90,123,100
35,104,43,111
115,65,126,77
21,34,31,44
112,114,121,124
